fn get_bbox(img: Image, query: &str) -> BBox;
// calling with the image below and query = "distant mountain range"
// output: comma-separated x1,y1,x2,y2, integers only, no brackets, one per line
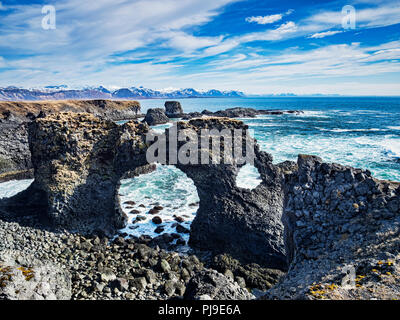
0,86,246,101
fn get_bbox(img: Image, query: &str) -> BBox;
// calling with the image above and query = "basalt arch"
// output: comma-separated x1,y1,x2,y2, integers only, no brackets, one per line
0,112,288,269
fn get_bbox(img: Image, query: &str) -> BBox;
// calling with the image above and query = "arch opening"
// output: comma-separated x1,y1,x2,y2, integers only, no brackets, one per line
235,163,262,190
118,164,199,250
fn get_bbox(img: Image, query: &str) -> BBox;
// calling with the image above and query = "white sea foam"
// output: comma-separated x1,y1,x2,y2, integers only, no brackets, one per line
0,179,33,199
118,165,199,246
236,164,262,190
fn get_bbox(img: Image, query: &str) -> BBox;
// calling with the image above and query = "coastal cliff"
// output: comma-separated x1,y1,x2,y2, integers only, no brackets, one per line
0,100,142,177
1,110,400,300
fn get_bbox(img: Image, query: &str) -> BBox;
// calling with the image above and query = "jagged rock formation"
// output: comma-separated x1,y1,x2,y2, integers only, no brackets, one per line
1,114,287,270
0,100,142,175
144,108,170,126
165,101,183,117
1,112,150,236
163,118,287,269
0,250,71,300
266,155,400,299
4,110,400,297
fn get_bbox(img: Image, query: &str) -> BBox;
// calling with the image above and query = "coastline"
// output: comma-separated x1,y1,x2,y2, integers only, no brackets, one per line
0,98,399,300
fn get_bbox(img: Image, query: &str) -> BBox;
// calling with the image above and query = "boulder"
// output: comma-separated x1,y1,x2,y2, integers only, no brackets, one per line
184,269,254,300
144,108,169,125
165,101,183,117
0,251,71,300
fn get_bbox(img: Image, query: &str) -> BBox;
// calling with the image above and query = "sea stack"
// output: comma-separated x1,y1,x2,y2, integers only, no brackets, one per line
165,101,183,118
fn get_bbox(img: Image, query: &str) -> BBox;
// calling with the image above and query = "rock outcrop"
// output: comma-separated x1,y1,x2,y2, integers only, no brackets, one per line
1,114,287,270
0,100,141,122
1,112,150,236
164,118,287,270
0,100,142,175
266,155,400,300
165,101,183,117
181,108,303,120
144,108,170,126
184,269,255,300
0,251,71,300
0,120,30,174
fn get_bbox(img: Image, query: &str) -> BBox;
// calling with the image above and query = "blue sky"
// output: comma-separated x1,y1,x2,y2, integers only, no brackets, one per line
0,0,399,95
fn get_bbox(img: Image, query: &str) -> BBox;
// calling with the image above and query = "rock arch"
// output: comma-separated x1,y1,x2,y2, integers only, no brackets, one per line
1,112,288,269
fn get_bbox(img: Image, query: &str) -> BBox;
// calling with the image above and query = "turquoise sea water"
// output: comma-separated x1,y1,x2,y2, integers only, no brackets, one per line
1,97,399,241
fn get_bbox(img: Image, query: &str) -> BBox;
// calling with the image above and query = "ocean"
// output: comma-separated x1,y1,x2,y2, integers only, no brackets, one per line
1,97,399,242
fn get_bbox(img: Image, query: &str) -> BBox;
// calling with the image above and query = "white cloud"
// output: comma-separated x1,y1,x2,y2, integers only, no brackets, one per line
306,3,400,29
245,8,294,25
309,30,343,39
246,14,283,25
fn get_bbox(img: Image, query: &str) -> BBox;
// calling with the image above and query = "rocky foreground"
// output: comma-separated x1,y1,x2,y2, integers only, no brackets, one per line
1,106,400,300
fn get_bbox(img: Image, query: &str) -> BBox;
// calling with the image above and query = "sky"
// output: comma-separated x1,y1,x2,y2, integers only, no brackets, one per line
0,0,399,95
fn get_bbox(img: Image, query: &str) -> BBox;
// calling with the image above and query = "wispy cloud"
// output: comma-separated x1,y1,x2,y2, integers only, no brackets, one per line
309,30,343,39
0,0,399,95
246,14,284,25
245,8,294,25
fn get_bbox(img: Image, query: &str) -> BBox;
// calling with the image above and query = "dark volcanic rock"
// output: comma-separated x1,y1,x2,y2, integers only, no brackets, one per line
163,119,287,270
165,101,183,117
0,112,150,236
0,121,31,174
144,108,169,126
266,154,400,300
1,113,286,270
184,269,254,300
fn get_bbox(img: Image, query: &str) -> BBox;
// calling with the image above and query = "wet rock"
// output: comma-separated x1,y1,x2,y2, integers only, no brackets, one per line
124,201,136,206
174,216,185,223
152,216,163,225
176,224,190,234
154,226,164,234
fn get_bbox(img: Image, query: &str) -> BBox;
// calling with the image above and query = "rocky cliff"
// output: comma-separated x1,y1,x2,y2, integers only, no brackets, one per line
0,100,142,175
266,155,400,299
0,99,141,122
1,113,287,270
2,112,400,300
1,113,150,236
166,119,287,269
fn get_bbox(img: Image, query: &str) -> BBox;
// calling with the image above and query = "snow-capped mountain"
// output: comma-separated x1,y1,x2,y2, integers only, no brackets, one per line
0,85,245,101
